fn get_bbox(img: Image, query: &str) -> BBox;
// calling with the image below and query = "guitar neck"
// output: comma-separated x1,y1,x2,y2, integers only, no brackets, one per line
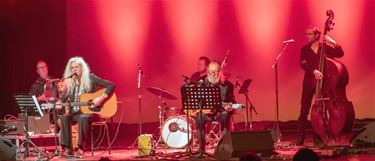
222,102,231,107
63,102,90,107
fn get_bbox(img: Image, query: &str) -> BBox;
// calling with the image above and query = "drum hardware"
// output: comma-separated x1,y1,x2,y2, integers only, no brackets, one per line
146,87,178,126
152,95,168,148
146,87,177,100
145,87,179,152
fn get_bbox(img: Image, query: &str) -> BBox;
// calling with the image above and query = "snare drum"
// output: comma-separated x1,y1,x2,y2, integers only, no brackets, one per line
161,115,195,148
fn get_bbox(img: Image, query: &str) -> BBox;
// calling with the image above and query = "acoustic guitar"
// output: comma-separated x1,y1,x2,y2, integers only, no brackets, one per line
41,88,117,118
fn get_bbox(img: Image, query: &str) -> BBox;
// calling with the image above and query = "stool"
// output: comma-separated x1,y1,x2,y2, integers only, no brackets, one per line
90,120,111,156
208,121,221,147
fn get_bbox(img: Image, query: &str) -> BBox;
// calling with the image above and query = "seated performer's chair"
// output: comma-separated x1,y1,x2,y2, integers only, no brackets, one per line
207,121,221,147
207,114,235,147
90,119,111,156
90,100,123,156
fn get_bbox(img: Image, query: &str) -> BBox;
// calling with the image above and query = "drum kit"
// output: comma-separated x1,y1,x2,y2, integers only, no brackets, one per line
146,87,196,149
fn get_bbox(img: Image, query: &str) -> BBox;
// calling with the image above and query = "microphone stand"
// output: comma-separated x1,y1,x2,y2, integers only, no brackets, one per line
137,64,143,137
51,80,60,157
271,42,290,142
129,64,144,149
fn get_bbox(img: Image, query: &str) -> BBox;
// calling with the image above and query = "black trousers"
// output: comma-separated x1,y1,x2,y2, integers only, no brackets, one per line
59,113,98,150
196,111,233,149
297,85,318,142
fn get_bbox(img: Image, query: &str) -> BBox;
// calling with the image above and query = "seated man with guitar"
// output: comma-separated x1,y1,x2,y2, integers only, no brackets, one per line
56,56,115,156
195,61,236,152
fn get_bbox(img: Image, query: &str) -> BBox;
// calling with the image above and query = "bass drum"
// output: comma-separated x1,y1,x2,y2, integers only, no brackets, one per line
161,115,195,148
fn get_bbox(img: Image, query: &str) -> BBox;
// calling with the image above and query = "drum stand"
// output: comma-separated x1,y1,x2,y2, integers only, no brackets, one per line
155,103,196,159
152,96,166,151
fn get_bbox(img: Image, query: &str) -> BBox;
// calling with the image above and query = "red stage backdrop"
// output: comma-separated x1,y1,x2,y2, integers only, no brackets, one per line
65,0,374,123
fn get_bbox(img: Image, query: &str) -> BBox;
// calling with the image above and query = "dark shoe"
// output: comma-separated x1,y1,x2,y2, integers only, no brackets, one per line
313,137,327,148
294,137,304,146
61,148,73,156
76,148,85,158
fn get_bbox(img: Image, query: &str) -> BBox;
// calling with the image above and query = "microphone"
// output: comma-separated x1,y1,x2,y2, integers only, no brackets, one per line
282,39,295,44
66,72,77,79
138,64,144,75
60,72,77,81
197,79,204,87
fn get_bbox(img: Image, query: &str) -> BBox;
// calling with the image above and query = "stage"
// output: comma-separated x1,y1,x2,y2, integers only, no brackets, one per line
25,148,375,161
20,120,375,161
1,1,375,161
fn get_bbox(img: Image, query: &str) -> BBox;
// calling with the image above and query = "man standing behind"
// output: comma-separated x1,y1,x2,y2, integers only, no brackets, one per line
190,56,210,82
29,60,56,101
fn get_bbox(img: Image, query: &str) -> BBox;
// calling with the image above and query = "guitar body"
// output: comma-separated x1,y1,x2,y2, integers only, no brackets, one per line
184,109,211,116
79,88,117,118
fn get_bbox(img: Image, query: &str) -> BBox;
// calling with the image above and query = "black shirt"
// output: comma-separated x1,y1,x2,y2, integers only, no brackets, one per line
202,76,236,113
190,72,206,82
29,76,57,97
300,43,344,88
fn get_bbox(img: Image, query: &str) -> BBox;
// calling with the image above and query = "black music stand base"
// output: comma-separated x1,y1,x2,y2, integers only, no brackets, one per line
169,146,214,159
14,94,50,159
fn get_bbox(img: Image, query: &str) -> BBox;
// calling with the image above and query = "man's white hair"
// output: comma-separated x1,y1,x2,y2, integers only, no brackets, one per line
207,61,221,84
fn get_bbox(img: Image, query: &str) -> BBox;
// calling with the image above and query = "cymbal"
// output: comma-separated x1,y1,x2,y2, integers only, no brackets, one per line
147,87,177,100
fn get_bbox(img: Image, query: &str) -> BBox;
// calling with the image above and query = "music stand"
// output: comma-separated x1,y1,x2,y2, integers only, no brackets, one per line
179,86,222,158
239,79,258,131
14,94,49,159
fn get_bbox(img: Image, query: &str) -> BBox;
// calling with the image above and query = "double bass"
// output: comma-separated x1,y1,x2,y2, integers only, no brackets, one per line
310,10,355,142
